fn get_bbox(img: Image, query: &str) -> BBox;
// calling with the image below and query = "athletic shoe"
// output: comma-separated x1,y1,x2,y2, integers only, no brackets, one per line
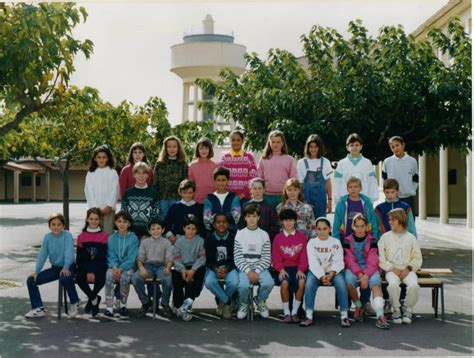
177,303,192,321
137,300,153,318
69,302,79,318
392,309,402,324
119,307,129,319
103,310,114,319
257,300,269,318
376,315,390,330
291,314,301,323
384,300,392,316
282,314,292,323
84,299,93,314
183,298,194,311
216,302,224,317
300,318,313,327
91,296,102,317
24,307,45,318
341,317,351,328
222,303,232,320
402,310,413,324
161,304,173,318
354,306,365,322
237,303,248,320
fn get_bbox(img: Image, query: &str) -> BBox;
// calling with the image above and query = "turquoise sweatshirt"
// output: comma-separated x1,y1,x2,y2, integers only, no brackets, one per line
35,231,75,273
107,231,139,271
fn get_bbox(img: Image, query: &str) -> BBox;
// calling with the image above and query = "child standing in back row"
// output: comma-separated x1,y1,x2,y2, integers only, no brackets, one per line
153,136,188,219
119,142,154,198
257,130,297,208
188,137,218,203
218,130,258,201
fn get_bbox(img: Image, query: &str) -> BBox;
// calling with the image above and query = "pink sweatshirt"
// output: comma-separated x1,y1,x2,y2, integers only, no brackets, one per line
218,152,257,198
188,159,218,203
272,230,309,272
257,154,297,195
119,164,154,198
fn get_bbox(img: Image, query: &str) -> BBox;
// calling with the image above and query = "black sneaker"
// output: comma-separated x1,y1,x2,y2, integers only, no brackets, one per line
161,304,173,318
120,307,129,319
137,300,153,318
104,310,114,319
85,299,93,314
91,296,102,317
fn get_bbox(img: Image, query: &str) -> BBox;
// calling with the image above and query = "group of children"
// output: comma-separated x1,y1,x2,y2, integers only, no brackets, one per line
25,130,422,331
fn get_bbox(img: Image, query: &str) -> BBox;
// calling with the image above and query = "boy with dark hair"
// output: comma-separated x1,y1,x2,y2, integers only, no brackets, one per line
382,136,419,215
203,167,241,232
333,133,379,205
164,179,204,244
234,204,274,319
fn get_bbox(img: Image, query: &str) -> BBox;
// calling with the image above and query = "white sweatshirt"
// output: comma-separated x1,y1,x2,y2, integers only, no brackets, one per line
378,230,422,272
306,236,344,279
84,167,119,209
234,227,271,274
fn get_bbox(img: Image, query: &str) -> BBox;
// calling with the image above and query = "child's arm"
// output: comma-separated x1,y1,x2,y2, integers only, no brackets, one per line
107,237,119,269
119,166,128,199
288,156,297,178
191,239,206,271
407,208,417,238
377,235,393,272
332,161,344,204
247,153,258,181
271,235,284,272
298,234,309,272
204,237,217,270
332,202,343,241
76,234,85,270
234,233,250,273
408,236,423,272
366,161,379,202
62,232,75,271
203,197,213,231
173,240,185,272
120,235,139,271
105,170,119,209
255,235,271,273
164,242,173,274
34,235,49,273
365,203,380,240
374,205,386,237
230,195,241,226
306,204,317,238
343,239,363,276
257,159,265,180
84,172,98,208
363,239,380,277
329,239,345,275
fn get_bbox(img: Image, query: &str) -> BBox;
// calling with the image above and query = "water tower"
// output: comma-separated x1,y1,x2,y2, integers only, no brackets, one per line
170,15,247,130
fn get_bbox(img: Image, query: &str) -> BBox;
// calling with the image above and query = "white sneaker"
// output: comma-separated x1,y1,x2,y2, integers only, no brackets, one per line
69,302,79,318
257,300,269,318
392,309,402,324
183,298,194,311
25,307,45,318
237,303,248,320
402,310,413,324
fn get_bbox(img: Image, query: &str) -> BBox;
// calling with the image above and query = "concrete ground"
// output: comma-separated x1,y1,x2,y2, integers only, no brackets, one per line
0,202,472,357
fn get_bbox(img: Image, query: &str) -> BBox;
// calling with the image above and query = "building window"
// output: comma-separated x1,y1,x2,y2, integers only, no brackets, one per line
20,175,41,187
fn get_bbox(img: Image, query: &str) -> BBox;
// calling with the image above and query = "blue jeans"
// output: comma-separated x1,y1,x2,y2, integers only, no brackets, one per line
27,265,79,309
238,269,274,304
132,264,172,305
304,271,349,312
160,199,178,220
205,269,239,304
345,269,381,290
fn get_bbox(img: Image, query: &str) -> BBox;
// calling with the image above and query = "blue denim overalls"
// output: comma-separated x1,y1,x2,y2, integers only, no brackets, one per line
303,158,327,218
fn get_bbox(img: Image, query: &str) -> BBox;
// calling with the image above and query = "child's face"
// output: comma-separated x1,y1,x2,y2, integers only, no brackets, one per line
134,169,149,185
384,188,398,202
213,215,229,235
316,222,330,240
184,224,197,238
132,149,145,163
308,142,319,158
347,182,361,197
245,213,259,229
180,187,195,202
250,182,264,200
95,151,109,168
230,134,243,152
198,145,210,159
352,219,368,238
389,140,405,157
49,218,65,236
388,217,403,232
149,224,164,239
87,213,101,230
282,218,296,232
115,217,131,233
346,142,362,156
286,185,300,202
214,175,228,193
166,140,179,158
270,135,283,154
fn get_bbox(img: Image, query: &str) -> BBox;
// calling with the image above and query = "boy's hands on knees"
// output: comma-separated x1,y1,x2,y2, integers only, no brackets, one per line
168,235,176,245
29,272,38,281
359,274,369,290
279,269,289,282
187,269,196,281
113,267,121,281
163,267,171,276
181,271,188,281
87,272,96,283
248,271,259,284
400,268,410,280
390,268,402,277
60,268,71,277
101,206,112,215
139,267,148,279
296,271,306,280
217,268,226,280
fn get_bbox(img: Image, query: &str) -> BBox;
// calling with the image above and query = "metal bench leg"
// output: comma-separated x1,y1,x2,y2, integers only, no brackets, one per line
247,285,254,321
431,288,435,309
153,281,157,320
434,286,439,318
440,282,445,322
58,282,63,320
64,285,68,315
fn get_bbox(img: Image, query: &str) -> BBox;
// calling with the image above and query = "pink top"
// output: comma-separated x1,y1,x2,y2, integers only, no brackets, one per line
218,152,257,198
343,233,379,277
119,164,154,198
188,159,218,203
272,230,308,272
257,154,297,195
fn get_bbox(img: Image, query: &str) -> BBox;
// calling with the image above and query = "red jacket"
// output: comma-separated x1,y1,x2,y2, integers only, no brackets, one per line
343,233,379,277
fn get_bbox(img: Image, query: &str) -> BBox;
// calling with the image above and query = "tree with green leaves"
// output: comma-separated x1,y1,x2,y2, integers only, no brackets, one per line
0,2,93,136
197,19,471,163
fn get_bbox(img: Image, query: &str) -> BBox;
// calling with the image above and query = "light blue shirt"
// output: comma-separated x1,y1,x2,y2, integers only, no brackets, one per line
35,231,75,272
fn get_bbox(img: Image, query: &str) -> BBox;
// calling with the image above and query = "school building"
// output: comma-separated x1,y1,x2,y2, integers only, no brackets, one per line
1,1,472,229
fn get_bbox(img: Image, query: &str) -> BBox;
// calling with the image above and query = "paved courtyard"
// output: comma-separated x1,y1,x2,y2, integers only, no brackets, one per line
0,202,472,357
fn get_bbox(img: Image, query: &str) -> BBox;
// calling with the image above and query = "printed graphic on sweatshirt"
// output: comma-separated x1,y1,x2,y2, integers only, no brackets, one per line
217,246,228,262
280,243,303,257
87,246,99,261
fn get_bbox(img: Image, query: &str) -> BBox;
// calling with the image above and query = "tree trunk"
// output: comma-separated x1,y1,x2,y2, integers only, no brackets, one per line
62,159,71,230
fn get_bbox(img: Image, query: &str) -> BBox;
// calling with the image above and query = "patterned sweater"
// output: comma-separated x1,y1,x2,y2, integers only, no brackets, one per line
218,152,257,198
121,186,160,238
153,159,188,200
234,227,271,274
276,200,316,239
76,230,109,274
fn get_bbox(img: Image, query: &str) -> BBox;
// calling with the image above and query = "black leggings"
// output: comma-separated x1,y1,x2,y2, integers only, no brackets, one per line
172,266,206,308
76,270,106,300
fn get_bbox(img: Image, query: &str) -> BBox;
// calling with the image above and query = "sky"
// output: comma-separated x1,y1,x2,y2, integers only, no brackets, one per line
70,0,448,125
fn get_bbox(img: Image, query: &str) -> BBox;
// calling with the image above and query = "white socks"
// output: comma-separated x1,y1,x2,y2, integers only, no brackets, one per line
372,296,385,318
340,310,348,319
291,299,301,316
283,302,290,315
306,309,313,320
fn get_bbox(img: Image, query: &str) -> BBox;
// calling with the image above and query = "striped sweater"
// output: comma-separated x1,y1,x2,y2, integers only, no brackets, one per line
234,227,271,274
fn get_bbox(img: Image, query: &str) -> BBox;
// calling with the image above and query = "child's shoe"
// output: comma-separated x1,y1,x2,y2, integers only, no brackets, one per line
402,310,413,324
24,307,45,318
392,309,402,324
237,303,248,319
137,300,153,318
257,300,269,318
113,297,121,311
340,317,351,328
119,307,129,319
216,301,224,317
291,315,301,323
376,315,390,330
91,296,101,317
69,302,79,318
84,299,93,314
103,309,114,319
282,314,292,323
161,304,173,318
222,303,232,320
299,318,313,327
354,306,366,322
384,300,392,316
